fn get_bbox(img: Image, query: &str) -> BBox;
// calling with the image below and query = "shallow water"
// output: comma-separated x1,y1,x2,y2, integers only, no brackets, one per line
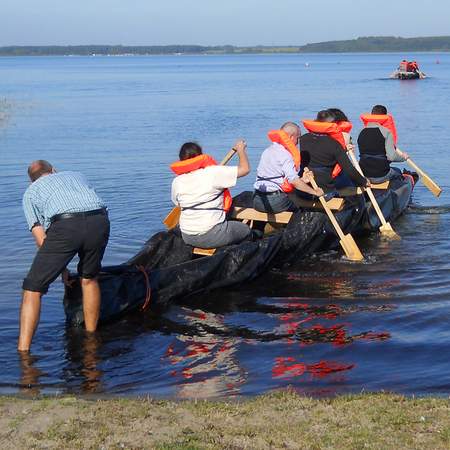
1,53,450,398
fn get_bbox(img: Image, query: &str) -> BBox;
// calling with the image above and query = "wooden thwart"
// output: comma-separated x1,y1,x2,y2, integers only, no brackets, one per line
338,180,389,197
230,197,345,225
193,247,216,256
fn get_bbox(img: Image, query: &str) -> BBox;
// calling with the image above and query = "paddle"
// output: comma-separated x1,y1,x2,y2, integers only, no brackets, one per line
402,155,442,198
348,149,400,239
309,177,364,261
163,147,238,230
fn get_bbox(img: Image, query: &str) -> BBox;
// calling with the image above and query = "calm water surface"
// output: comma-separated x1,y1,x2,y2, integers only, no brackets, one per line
1,53,450,397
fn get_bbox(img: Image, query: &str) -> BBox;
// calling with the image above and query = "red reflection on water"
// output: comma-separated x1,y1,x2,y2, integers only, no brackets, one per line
272,357,355,380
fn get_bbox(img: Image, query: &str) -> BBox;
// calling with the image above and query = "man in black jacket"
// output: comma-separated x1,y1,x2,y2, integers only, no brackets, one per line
300,110,369,192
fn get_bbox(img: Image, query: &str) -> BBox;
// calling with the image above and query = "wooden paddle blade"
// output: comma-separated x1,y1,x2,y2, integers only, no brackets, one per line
339,234,364,261
420,174,442,198
406,158,442,197
163,206,181,230
379,222,401,240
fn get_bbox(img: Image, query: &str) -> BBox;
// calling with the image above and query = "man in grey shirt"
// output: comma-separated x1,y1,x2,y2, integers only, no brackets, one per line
19,160,110,351
253,122,323,213
358,105,409,183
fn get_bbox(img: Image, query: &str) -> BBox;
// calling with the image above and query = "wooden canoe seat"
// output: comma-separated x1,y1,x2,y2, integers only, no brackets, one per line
193,247,216,256
230,197,345,224
338,180,390,197
230,207,293,224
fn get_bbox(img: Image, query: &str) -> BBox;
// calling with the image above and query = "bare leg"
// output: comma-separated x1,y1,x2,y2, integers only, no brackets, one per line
18,290,42,351
81,277,101,332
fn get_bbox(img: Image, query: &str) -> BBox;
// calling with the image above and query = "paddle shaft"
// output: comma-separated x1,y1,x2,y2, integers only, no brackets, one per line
163,147,237,229
348,150,389,227
310,178,346,241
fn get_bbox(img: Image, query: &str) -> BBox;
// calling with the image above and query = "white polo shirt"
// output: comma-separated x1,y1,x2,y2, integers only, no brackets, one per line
171,165,238,235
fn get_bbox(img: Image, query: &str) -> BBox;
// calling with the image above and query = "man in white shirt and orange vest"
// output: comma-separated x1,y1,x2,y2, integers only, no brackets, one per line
171,140,251,249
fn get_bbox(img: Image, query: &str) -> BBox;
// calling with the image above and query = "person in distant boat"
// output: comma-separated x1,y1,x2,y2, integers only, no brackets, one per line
19,161,110,352
358,105,409,183
171,140,251,248
253,122,323,213
300,110,369,192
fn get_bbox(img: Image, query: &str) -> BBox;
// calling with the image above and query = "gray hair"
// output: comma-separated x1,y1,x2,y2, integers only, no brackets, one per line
28,160,53,182
280,122,300,135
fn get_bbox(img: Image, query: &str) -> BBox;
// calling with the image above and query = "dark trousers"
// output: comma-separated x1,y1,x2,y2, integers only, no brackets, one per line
253,190,297,214
23,213,110,294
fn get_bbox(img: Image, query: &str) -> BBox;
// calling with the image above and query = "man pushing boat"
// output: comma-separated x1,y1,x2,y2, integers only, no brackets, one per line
19,161,110,351
253,122,323,213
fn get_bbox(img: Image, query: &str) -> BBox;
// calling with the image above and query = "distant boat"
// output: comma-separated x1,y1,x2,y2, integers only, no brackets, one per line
390,60,426,80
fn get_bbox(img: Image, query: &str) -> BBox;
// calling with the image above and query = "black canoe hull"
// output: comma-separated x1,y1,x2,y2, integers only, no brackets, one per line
64,175,414,326
392,71,424,80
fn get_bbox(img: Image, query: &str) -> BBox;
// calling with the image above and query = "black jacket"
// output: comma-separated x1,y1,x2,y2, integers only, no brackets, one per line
300,133,366,191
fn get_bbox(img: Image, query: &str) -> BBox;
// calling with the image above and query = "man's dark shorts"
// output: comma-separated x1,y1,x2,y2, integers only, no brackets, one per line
23,212,110,294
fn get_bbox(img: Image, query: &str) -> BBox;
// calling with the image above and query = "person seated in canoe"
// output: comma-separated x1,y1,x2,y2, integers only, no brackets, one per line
300,110,369,193
253,122,323,214
171,140,251,249
327,108,357,189
358,105,409,184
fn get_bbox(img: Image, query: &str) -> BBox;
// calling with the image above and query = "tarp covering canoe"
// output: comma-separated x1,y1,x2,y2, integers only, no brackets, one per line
64,174,414,326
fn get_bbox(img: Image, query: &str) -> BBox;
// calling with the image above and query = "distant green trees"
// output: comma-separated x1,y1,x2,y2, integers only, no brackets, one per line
1,36,450,56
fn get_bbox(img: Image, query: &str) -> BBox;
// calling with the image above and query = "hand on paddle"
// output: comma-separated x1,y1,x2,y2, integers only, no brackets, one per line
396,149,409,160
302,169,324,197
233,139,250,178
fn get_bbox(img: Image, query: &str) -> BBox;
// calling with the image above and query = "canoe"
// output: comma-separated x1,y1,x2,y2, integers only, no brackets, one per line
64,173,415,326
391,70,425,80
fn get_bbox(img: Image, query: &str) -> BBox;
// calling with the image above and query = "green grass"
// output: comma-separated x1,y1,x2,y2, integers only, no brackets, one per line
0,392,449,449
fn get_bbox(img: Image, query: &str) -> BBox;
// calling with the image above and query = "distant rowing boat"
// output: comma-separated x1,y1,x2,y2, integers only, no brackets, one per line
390,70,426,80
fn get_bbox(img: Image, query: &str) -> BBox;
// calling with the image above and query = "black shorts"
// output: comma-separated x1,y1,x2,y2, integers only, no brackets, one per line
22,212,110,294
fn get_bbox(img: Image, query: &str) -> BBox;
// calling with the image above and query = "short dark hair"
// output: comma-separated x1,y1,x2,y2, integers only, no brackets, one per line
28,160,53,182
371,105,388,115
316,110,335,123
327,108,348,122
179,142,202,161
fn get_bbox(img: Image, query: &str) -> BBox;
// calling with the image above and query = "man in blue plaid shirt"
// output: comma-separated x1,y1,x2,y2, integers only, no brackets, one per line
19,160,110,351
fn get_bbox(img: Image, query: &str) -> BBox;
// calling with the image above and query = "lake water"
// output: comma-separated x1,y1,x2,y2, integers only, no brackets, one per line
1,53,450,398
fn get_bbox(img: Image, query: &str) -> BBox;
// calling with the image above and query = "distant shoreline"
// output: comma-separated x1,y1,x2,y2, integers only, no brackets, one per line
1,36,450,56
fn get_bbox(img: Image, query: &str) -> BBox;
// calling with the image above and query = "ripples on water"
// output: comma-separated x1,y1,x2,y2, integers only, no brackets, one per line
1,53,450,398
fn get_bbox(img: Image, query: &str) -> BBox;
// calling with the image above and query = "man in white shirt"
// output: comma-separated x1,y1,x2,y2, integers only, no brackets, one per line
171,140,251,248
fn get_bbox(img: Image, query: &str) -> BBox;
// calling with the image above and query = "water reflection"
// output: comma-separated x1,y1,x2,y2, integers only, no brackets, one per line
164,308,246,398
64,330,104,394
19,352,45,395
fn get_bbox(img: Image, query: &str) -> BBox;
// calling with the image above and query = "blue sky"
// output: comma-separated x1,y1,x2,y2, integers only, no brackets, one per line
2,0,450,46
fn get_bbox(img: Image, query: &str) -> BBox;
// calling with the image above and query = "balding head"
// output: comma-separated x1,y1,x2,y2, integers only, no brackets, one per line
28,160,53,182
280,122,301,145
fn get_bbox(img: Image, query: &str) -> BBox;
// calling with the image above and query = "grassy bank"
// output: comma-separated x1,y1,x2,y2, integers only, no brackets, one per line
1,392,449,449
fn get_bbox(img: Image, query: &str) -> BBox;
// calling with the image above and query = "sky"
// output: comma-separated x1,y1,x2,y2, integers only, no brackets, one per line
2,0,450,46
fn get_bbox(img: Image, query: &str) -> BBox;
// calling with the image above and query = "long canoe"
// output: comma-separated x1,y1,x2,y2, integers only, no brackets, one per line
64,173,415,326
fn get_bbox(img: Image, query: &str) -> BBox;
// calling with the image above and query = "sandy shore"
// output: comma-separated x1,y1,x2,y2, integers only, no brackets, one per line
1,391,449,449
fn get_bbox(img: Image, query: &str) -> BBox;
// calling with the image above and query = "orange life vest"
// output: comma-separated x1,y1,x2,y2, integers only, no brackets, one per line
267,129,301,193
170,154,232,212
360,114,398,145
302,120,348,178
